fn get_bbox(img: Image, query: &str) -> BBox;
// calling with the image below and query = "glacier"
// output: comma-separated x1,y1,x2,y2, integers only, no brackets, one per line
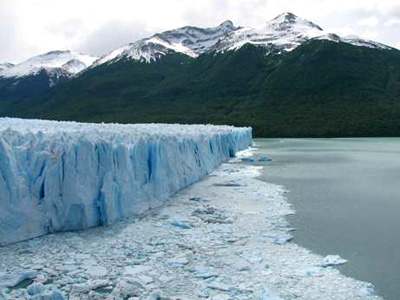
0,118,252,245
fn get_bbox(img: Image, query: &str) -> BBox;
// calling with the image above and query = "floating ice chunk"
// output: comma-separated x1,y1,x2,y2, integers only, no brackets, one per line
188,266,218,279
360,282,376,296
207,282,233,292
166,256,189,266
123,265,153,276
111,279,145,298
266,233,293,245
240,251,264,264
0,270,37,288
318,255,348,267
169,220,191,229
253,285,284,300
85,265,108,277
258,156,272,162
241,156,255,162
233,147,257,161
31,290,66,300
27,282,44,295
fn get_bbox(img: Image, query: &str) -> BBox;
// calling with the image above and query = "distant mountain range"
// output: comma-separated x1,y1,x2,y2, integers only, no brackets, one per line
1,12,400,137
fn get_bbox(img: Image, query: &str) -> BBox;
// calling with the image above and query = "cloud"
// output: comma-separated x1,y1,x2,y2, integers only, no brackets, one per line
0,1,23,63
1,0,400,63
76,20,151,56
386,5,400,19
46,18,86,39
361,29,378,40
358,16,379,27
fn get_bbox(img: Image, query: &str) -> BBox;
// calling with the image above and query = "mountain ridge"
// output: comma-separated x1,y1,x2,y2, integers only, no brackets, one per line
2,12,394,74
0,50,98,79
93,12,394,66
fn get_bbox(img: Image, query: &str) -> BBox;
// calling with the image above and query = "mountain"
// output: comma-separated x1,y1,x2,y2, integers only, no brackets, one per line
2,13,400,137
0,50,97,102
1,50,97,79
93,12,390,65
94,20,238,65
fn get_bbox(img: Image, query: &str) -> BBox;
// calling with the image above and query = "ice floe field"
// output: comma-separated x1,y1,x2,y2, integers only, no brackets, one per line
0,119,382,299
0,163,381,299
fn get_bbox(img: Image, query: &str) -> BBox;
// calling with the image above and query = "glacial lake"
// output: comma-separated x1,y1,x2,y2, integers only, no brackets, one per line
253,138,400,300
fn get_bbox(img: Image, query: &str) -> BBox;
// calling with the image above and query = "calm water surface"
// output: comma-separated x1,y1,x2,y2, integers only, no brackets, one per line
254,138,400,300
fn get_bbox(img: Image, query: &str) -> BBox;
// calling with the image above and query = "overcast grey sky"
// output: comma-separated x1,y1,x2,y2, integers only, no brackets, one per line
1,0,400,63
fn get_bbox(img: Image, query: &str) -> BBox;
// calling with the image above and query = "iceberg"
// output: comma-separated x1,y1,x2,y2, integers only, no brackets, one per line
0,118,252,245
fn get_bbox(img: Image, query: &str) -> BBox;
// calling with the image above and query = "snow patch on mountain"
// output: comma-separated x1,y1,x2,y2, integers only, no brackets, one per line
315,33,393,50
0,62,14,71
0,51,98,78
0,118,252,245
212,12,324,53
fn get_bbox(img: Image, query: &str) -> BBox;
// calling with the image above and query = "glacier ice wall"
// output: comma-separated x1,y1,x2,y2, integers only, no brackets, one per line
0,118,252,245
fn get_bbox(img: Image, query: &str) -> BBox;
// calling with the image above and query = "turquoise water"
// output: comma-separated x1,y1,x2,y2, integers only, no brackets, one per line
254,138,400,300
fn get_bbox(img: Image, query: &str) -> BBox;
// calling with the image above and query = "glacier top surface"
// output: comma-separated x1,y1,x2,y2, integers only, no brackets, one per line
0,51,98,78
0,118,250,144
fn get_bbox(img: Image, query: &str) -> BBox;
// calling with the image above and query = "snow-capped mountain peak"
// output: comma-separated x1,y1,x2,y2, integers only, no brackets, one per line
0,50,98,78
94,12,332,65
209,12,324,53
270,12,323,31
94,21,239,65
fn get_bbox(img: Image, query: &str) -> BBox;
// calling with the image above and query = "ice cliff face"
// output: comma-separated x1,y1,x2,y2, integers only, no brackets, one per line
0,118,252,245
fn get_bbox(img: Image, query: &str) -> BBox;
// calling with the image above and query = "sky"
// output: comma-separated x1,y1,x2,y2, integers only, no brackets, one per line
1,0,400,63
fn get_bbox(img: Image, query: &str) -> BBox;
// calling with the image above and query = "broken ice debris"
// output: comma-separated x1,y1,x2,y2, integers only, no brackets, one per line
318,255,348,267
241,155,272,162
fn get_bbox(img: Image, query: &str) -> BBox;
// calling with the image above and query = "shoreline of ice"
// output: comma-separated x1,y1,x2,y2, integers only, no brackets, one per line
0,159,382,299
0,118,251,245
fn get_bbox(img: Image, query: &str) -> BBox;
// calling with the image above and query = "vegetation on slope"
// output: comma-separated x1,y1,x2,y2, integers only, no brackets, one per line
3,40,400,137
